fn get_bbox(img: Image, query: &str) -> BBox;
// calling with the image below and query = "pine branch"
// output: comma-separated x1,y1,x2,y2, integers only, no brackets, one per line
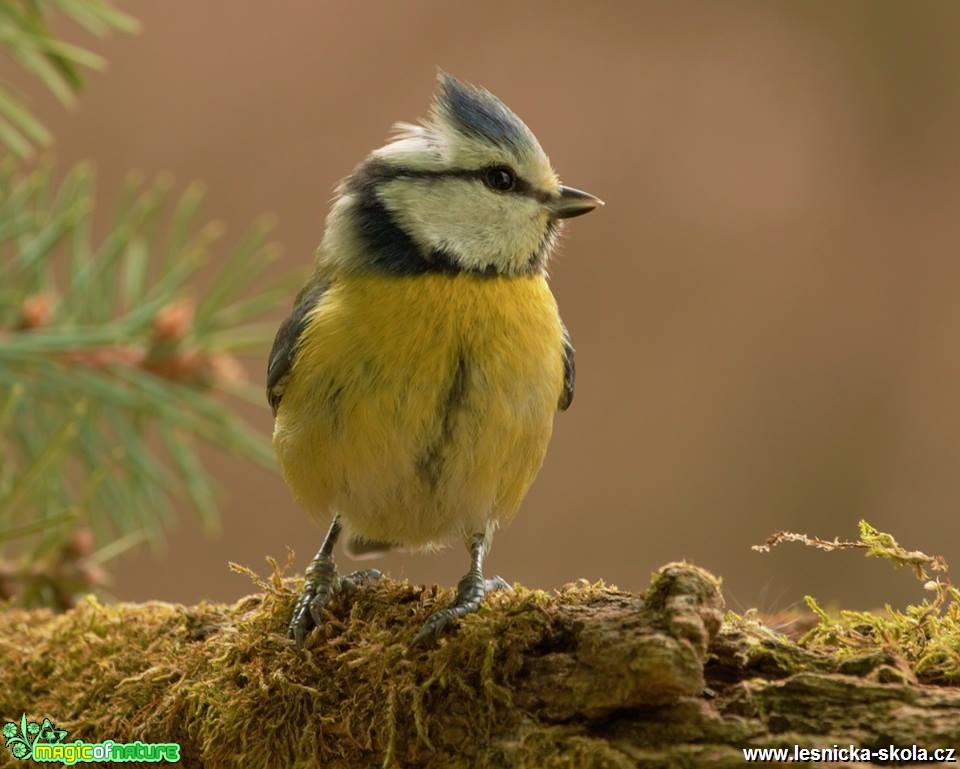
0,162,297,607
0,0,139,158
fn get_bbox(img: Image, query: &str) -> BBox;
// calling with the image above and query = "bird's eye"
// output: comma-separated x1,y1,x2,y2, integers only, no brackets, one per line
483,166,516,192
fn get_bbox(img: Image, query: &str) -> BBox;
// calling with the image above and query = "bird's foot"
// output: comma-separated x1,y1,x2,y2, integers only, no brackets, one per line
338,568,383,596
288,559,382,648
411,573,512,647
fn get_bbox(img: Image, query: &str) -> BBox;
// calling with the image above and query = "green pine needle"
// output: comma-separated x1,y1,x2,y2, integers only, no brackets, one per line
0,0,138,157
1,163,286,601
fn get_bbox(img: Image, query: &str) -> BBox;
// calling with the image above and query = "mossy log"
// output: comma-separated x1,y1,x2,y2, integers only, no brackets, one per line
2,562,959,768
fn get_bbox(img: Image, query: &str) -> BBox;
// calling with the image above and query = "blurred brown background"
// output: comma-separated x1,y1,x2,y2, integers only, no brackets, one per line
19,1,960,612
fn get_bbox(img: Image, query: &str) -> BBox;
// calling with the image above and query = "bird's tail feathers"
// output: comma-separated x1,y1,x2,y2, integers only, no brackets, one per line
345,536,399,560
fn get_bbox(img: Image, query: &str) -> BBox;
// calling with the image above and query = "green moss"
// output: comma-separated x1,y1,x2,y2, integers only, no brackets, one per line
3,526,960,767
753,521,960,684
0,554,632,768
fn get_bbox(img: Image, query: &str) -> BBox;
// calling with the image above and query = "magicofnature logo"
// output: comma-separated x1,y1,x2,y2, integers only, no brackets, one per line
3,714,66,760
3,714,180,764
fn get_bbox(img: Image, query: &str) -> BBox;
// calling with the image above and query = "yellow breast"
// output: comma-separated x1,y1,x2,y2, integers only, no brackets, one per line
273,271,564,546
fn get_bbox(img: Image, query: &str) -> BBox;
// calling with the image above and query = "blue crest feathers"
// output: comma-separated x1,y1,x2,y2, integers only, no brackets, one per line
434,72,537,155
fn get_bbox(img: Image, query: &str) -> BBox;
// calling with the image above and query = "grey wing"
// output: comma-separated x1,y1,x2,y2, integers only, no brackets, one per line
267,280,327,415
559,320,575,411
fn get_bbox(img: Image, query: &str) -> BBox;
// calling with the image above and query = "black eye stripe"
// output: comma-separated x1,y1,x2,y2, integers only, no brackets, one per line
342,159,551,277
368,165,551,203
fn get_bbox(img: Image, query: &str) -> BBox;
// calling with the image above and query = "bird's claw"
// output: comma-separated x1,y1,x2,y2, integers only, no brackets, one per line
339,568,382,596
289,564,382,649
411,607,460,647
290,611,309,650
411,573,512,648
484,576,512,593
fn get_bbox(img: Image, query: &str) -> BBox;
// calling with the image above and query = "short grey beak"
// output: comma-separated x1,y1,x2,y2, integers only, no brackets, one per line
550,185,604,219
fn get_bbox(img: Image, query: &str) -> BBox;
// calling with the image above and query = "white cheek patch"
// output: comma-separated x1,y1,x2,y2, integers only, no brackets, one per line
378,179,548,274
373,128,447,171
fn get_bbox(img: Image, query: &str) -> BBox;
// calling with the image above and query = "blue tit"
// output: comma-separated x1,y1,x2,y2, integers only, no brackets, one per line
267,72,602,647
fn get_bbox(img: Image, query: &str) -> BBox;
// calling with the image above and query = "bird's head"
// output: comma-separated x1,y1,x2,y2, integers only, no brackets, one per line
322,73,602,277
